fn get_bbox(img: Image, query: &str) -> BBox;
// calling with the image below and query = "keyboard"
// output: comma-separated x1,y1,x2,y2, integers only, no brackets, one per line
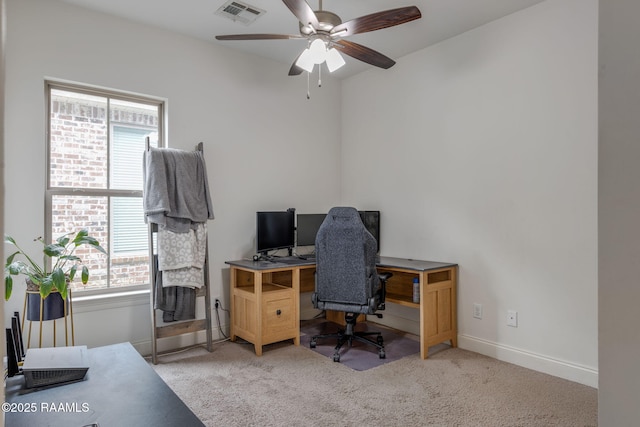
270,257,307,265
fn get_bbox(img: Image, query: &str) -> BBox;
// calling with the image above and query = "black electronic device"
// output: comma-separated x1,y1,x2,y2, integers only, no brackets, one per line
359,210,381,254
22,346,90,388
6,312,25,377
6,328,20,377
11,314,25,361
256,209,295,257
296,213,327,247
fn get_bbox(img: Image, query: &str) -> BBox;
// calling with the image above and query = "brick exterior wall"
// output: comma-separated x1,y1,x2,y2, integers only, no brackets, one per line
49,92,158,292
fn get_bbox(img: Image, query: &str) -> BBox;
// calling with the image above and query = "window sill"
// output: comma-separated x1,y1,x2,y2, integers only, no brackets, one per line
72,289,150,314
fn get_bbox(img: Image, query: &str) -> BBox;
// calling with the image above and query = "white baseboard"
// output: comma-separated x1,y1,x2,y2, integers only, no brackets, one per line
458,334,598,388
369,309,598,388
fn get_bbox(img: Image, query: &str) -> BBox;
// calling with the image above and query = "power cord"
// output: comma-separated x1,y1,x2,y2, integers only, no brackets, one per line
214,298,229,340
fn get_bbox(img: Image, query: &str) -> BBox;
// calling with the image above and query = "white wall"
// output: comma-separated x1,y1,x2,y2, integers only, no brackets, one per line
3,0,342,352
4,0,604,391
341,0,598,386
598,0,640,424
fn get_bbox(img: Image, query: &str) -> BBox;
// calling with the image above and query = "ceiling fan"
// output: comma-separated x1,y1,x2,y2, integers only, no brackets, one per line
215,0,422,76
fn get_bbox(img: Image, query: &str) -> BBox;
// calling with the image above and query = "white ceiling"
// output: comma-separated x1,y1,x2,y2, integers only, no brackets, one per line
58,0,546,78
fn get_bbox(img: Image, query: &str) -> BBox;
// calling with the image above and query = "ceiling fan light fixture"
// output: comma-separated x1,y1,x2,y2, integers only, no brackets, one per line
295,48,315,72
309,38,328,64
325,48,345,72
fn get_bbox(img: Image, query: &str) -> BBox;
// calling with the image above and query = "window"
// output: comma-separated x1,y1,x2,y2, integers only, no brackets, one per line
46,81,164,294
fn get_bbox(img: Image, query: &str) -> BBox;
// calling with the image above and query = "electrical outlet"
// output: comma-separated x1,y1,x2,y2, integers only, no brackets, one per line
507,310,518,327
473,303,483,319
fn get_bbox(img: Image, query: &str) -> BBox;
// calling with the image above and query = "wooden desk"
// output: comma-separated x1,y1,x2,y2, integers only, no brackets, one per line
5,342,204,427
225,258,313,356
226,257,457,359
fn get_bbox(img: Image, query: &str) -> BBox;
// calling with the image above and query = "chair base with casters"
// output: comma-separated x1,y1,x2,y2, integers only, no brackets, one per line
310,271,392,362
310,312,386,362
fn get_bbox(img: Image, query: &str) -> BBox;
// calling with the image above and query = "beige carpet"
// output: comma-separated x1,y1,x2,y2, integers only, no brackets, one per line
150,335,597,427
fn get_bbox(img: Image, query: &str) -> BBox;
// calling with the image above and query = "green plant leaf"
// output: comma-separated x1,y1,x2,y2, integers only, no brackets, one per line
69,264,77,281
5,251,19,268
82,265,89,284
74,235,107,254
73,229,89,242
29,276,43,287
56,234,71,246
39,277,54,299
7,261,23,275
43,243,65,257
5,276,13,301
52,268,67,299
5,235,17,245
59,255,81,262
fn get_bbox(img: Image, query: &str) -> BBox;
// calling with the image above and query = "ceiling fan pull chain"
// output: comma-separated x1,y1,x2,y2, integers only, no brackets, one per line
318,66,322,88
307,71,311,99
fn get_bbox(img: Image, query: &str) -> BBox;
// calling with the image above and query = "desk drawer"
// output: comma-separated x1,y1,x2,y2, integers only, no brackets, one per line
262,293,296,342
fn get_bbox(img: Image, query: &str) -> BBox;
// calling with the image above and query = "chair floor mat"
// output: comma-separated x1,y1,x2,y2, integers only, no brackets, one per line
299,321,420,371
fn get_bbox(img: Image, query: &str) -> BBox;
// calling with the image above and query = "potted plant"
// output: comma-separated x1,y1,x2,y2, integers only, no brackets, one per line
4,229,107,320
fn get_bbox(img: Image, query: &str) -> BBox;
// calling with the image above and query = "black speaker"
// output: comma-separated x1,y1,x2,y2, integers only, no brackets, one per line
12,312,25,360
6,328,20,377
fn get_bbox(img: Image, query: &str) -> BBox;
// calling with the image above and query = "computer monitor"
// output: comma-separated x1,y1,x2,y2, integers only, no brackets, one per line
296,213,327,247
359,210,380,253
256,210,295,256
296,210,380,252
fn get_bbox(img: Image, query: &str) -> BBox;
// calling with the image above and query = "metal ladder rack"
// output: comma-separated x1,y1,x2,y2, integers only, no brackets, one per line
146,140,213,364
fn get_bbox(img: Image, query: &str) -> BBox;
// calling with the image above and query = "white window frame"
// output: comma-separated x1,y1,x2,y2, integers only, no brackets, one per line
45,80,165,296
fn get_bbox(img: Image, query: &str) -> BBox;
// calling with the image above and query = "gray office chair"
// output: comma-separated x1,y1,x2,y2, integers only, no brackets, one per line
310,207,392,362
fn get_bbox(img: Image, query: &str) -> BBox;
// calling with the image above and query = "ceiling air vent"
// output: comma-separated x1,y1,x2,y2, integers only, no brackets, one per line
215,1,266,26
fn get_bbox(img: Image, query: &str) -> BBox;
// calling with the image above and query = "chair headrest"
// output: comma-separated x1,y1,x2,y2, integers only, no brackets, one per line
326,207,360,222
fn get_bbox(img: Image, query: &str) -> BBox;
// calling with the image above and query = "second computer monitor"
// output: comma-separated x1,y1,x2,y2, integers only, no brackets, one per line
296,210,380,253
296,213,327,247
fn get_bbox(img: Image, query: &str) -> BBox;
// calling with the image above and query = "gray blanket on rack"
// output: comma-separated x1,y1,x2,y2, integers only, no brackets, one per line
154,256,196,322
143,146,214,233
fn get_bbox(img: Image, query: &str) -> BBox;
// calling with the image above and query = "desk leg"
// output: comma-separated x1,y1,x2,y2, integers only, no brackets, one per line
419,267,458,358
254,271,263,356
450,266,458,349
292,267,300,346
229,267,237,342
419,272,428,359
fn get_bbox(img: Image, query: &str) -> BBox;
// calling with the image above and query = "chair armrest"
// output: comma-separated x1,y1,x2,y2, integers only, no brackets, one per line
378,272,393,283
376,272,392,310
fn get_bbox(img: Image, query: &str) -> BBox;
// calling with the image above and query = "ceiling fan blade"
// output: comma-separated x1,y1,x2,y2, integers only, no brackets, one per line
331,6,421,37
288,54,304,76
333,40,396,69
282,0,319,28
215,34,304,41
